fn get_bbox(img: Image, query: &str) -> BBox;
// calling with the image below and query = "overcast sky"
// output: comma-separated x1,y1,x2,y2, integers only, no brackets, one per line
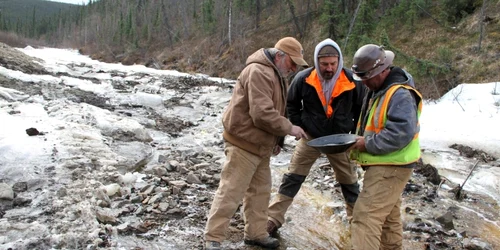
46,0,88,5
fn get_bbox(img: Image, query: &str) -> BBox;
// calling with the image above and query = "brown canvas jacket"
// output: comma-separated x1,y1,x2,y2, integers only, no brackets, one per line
222,48,293,157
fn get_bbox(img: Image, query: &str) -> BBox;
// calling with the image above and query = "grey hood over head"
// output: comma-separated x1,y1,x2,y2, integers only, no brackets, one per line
313,39,343,105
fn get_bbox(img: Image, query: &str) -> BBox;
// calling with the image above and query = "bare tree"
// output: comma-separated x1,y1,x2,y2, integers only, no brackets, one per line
160,1,174,47
343,0,363,51
285,0,303,38
325,0,337,39
477,0,487,52
255,0,261,30
303,0,311,37
228,0,232,46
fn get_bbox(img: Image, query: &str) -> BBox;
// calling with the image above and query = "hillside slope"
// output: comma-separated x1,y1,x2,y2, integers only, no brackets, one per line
138,1,500,99
0,0,75,22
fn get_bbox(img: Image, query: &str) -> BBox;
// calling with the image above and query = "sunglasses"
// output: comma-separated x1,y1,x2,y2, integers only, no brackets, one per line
352,63,384,79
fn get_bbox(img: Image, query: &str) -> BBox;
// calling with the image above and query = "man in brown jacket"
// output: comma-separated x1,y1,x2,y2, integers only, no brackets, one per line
204,37,309,250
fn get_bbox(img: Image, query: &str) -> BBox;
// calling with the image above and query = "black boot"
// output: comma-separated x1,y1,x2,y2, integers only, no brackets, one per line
244,236,280,249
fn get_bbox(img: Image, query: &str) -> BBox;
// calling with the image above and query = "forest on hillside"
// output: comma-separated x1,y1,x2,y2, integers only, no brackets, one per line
1,0,499,99
0,0,77,38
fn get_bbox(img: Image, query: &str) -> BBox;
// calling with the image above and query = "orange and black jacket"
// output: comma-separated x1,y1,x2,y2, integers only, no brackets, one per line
287,67,366,139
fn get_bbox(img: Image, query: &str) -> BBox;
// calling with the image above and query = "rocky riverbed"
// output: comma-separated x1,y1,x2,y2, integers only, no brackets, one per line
0,42,498,250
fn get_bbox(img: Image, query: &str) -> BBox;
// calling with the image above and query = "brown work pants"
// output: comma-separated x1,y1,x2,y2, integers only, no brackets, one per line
351,166,413,250
205,142,271,242
268,137,358,226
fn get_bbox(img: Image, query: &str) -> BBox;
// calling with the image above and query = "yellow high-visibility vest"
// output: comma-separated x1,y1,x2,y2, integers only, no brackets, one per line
353,84,422,166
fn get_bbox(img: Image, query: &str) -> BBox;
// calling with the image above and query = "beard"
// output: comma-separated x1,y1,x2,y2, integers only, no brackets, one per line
277,57,292,78
322,71,334,80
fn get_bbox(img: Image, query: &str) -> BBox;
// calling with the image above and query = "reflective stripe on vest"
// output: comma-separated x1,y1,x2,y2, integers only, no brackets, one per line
305,69,355,118
354,84,423,166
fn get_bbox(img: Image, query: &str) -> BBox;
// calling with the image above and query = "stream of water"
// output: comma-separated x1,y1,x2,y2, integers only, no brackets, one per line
267,144,500,249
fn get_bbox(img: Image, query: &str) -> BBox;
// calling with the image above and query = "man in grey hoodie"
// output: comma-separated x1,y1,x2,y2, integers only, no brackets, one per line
267,39,366,235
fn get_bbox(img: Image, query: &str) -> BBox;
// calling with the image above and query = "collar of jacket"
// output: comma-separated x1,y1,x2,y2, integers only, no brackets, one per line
374,66,413,97
305,69,355,98
304,69,355,117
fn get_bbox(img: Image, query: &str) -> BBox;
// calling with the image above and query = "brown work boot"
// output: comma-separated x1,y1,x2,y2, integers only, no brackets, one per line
346,202,355,223
244,236,280,249
266,220,279,236
205,241,221,250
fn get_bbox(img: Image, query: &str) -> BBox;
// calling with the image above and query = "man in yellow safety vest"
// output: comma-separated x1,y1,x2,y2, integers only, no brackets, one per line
349,44,422,250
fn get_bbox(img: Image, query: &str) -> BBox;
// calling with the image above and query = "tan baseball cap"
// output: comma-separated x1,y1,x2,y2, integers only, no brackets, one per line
274,37,308,67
